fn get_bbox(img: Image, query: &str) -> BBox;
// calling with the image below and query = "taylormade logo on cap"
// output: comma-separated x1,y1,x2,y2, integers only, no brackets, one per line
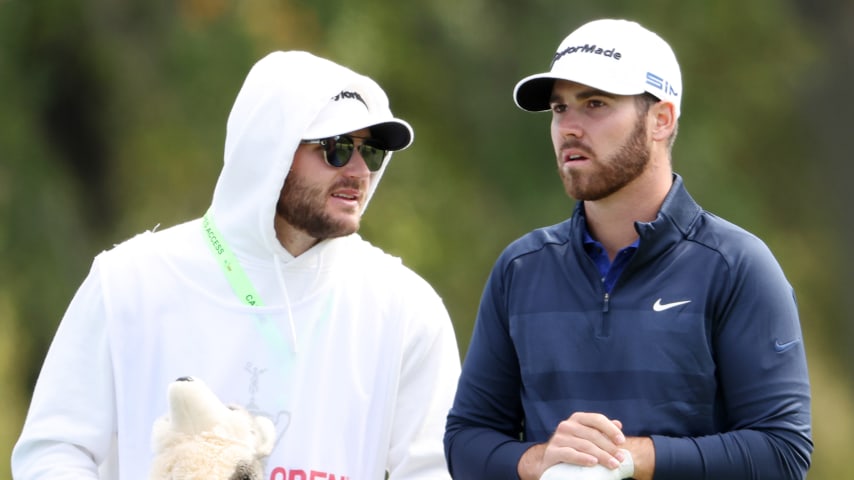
331,90,368,108
551,43,622,66
550,43,677,98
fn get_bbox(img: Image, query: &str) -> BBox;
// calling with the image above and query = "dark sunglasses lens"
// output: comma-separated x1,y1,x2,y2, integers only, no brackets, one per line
320,136,386,172
360,144,386,172
324,137,354,168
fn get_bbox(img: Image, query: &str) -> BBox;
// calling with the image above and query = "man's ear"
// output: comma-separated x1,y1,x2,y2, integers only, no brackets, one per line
649,101,677,142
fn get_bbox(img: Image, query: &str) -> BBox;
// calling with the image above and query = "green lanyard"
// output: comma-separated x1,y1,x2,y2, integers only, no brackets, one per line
202,209,264,307
202,209,298,355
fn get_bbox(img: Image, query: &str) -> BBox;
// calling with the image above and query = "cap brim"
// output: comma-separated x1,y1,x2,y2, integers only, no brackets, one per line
367,119,413,151
514,66,648,112
514,74,560,112
303,117,413,152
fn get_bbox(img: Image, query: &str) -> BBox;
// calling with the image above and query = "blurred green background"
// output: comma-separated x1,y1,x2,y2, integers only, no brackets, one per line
2,0,851,478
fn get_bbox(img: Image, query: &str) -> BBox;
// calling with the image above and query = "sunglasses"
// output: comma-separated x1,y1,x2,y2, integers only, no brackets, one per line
300,135,388,172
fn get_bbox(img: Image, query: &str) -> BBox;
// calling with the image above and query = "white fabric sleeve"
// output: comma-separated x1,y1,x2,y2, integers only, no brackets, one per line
386,292,461,480
12,260,117,479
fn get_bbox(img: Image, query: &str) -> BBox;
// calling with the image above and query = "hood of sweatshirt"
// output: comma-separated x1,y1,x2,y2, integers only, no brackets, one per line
208,51,411,265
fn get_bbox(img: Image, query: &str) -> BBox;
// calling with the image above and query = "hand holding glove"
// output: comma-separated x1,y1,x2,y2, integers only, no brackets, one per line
540,449,634,480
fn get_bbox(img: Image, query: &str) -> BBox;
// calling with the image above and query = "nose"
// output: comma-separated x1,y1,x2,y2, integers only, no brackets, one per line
343,145,372,176
554,110,583,139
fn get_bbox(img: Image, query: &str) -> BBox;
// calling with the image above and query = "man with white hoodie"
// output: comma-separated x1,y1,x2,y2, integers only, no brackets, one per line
12,51,461,480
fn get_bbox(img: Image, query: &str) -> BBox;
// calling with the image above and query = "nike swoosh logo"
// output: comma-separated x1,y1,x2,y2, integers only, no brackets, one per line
653,298,692,312
774,339,801,353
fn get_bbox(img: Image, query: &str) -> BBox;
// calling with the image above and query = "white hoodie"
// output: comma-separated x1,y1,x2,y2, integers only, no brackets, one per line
12,51,461,480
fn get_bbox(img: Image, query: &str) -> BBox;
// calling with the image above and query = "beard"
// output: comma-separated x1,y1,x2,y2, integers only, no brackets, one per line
559,115,650,201
276,171,362,240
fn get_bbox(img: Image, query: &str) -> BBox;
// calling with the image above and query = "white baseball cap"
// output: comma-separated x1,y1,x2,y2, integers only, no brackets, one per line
302,83,414,151
514,19,682,118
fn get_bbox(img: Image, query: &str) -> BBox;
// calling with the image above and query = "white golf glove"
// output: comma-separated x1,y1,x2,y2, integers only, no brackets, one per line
539,449,634,480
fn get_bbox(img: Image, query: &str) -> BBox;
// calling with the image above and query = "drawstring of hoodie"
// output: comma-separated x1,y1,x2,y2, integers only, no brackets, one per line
202,209,299,353
273,252,299,353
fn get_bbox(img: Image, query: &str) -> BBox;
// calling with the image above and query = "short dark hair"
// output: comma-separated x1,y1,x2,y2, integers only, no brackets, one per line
635,92,660,114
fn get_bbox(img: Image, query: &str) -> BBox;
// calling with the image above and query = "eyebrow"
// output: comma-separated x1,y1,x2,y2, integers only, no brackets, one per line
549,88,617,104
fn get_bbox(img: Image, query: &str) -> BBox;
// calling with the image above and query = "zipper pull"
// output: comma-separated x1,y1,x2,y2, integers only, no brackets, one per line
602,292,610,313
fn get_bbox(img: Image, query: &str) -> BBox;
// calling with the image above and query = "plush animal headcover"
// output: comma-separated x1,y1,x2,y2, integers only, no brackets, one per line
149,377,276,480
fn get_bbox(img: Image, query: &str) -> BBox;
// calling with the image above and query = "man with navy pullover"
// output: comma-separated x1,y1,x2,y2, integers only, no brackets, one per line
444,19,812,480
